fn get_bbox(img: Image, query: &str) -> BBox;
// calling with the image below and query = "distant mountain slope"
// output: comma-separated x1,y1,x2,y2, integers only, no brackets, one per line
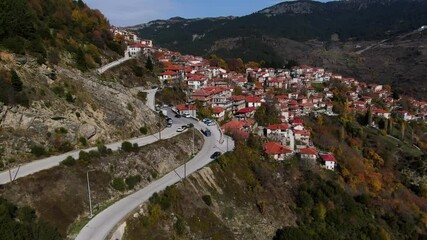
133,0,427,98
135,0,427,53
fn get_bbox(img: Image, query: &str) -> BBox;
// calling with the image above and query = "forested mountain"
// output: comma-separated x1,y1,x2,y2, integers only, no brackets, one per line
133,0,427,98
134,0,427,57
0,0,123,69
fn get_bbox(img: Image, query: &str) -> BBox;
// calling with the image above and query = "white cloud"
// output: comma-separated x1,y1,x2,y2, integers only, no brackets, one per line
84,0,176,26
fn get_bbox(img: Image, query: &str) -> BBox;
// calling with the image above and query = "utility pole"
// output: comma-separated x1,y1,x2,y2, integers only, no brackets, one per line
192,127,195,156
86,170,95,218
159,111,161,140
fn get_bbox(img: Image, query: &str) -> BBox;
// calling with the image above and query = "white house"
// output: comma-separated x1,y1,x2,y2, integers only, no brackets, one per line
264,142,293,161
319,153,336,171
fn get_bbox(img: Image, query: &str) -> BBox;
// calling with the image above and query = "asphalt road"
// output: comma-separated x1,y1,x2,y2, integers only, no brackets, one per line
0,108,193,185
75,115,234,240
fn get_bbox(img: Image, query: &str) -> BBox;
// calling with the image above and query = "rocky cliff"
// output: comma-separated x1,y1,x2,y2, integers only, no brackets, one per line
0,53,159,164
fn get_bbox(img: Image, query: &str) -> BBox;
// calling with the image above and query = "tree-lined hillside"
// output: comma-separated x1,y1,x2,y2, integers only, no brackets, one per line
0,0,123,69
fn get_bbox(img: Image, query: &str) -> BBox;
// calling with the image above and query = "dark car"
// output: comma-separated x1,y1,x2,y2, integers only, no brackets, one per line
175,114,182,118
210,151,221,159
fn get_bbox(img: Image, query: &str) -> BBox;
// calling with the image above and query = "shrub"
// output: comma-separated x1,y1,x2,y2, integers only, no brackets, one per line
121,141,133,152
125,175,142,189
61,156,76,166
139,126,148,134
97,144,109,155
65,92,74,103
132,143,139,150
79,151,91,164
174,216,186,235
57,141,73,153
31,145,47,157
52,85,65,96
137,91,147,102
202,195,212,206
79,136,88,146
55,127,68,134
112,178,126,192
127,103,134,112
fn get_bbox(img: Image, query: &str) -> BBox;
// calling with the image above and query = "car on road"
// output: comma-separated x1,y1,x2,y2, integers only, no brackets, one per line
183,113,191,118
201,128,211,137
210,151,221,159
175,114,181,118
167,123,172,128
202,118,211,123
176,127,184,132
206,121,216,126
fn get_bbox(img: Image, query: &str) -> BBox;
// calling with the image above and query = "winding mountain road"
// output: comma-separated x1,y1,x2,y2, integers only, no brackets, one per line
0,110,192,185
76,113,234,240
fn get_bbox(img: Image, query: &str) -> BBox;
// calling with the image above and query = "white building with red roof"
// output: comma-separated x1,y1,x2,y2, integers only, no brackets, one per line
319,153,336,171
175,104,197,118
264,142,293,160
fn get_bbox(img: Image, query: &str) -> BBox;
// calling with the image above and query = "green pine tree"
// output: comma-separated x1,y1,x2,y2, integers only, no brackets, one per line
145,57,154,71
11,70,23,92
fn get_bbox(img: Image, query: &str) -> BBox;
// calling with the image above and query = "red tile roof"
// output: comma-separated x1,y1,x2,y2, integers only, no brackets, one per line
176,104,197,111
221,120,251,131
290,118,304,124
294,130,310,136
159,70,178,76
264,142,292,155
212,107,225,114
192,87,226,97
267,123,289,131
300,148,318,155
320,154,336,162
231,95,246,101
237,107,256,114
245,96,261,103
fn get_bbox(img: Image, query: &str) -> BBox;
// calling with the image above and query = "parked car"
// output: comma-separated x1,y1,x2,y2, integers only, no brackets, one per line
176,127,184,132
175,114,182,118
206,121,216,126
210,151,221,159
167,123,172,128
201,128,211,137
202,118,211,123
183,113,191,118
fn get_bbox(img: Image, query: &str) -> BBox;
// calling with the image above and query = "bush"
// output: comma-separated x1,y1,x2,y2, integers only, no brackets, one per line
79,136,88,146
202,195,212,206
57,141,73,153
31,145,47,157
65,92,74,103
174,216,186,235
139,126,148,134
56,127,68,134
97,144,110,155
79,151,91,164
125,175,142,189
61,156,76,167
112,178,126,192
121,141,133,152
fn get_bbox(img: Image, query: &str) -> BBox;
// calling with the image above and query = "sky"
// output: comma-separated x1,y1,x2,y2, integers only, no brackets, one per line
84,0,305,27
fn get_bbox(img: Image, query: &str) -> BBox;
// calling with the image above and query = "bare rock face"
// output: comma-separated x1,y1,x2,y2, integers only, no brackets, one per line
0,62,159,162
79,124,97,139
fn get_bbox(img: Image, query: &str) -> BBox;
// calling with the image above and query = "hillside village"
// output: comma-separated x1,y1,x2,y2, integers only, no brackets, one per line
111,28,427,172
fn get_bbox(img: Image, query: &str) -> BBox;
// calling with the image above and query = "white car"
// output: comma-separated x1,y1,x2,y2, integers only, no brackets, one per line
176,127,184,132
183,113,191,118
